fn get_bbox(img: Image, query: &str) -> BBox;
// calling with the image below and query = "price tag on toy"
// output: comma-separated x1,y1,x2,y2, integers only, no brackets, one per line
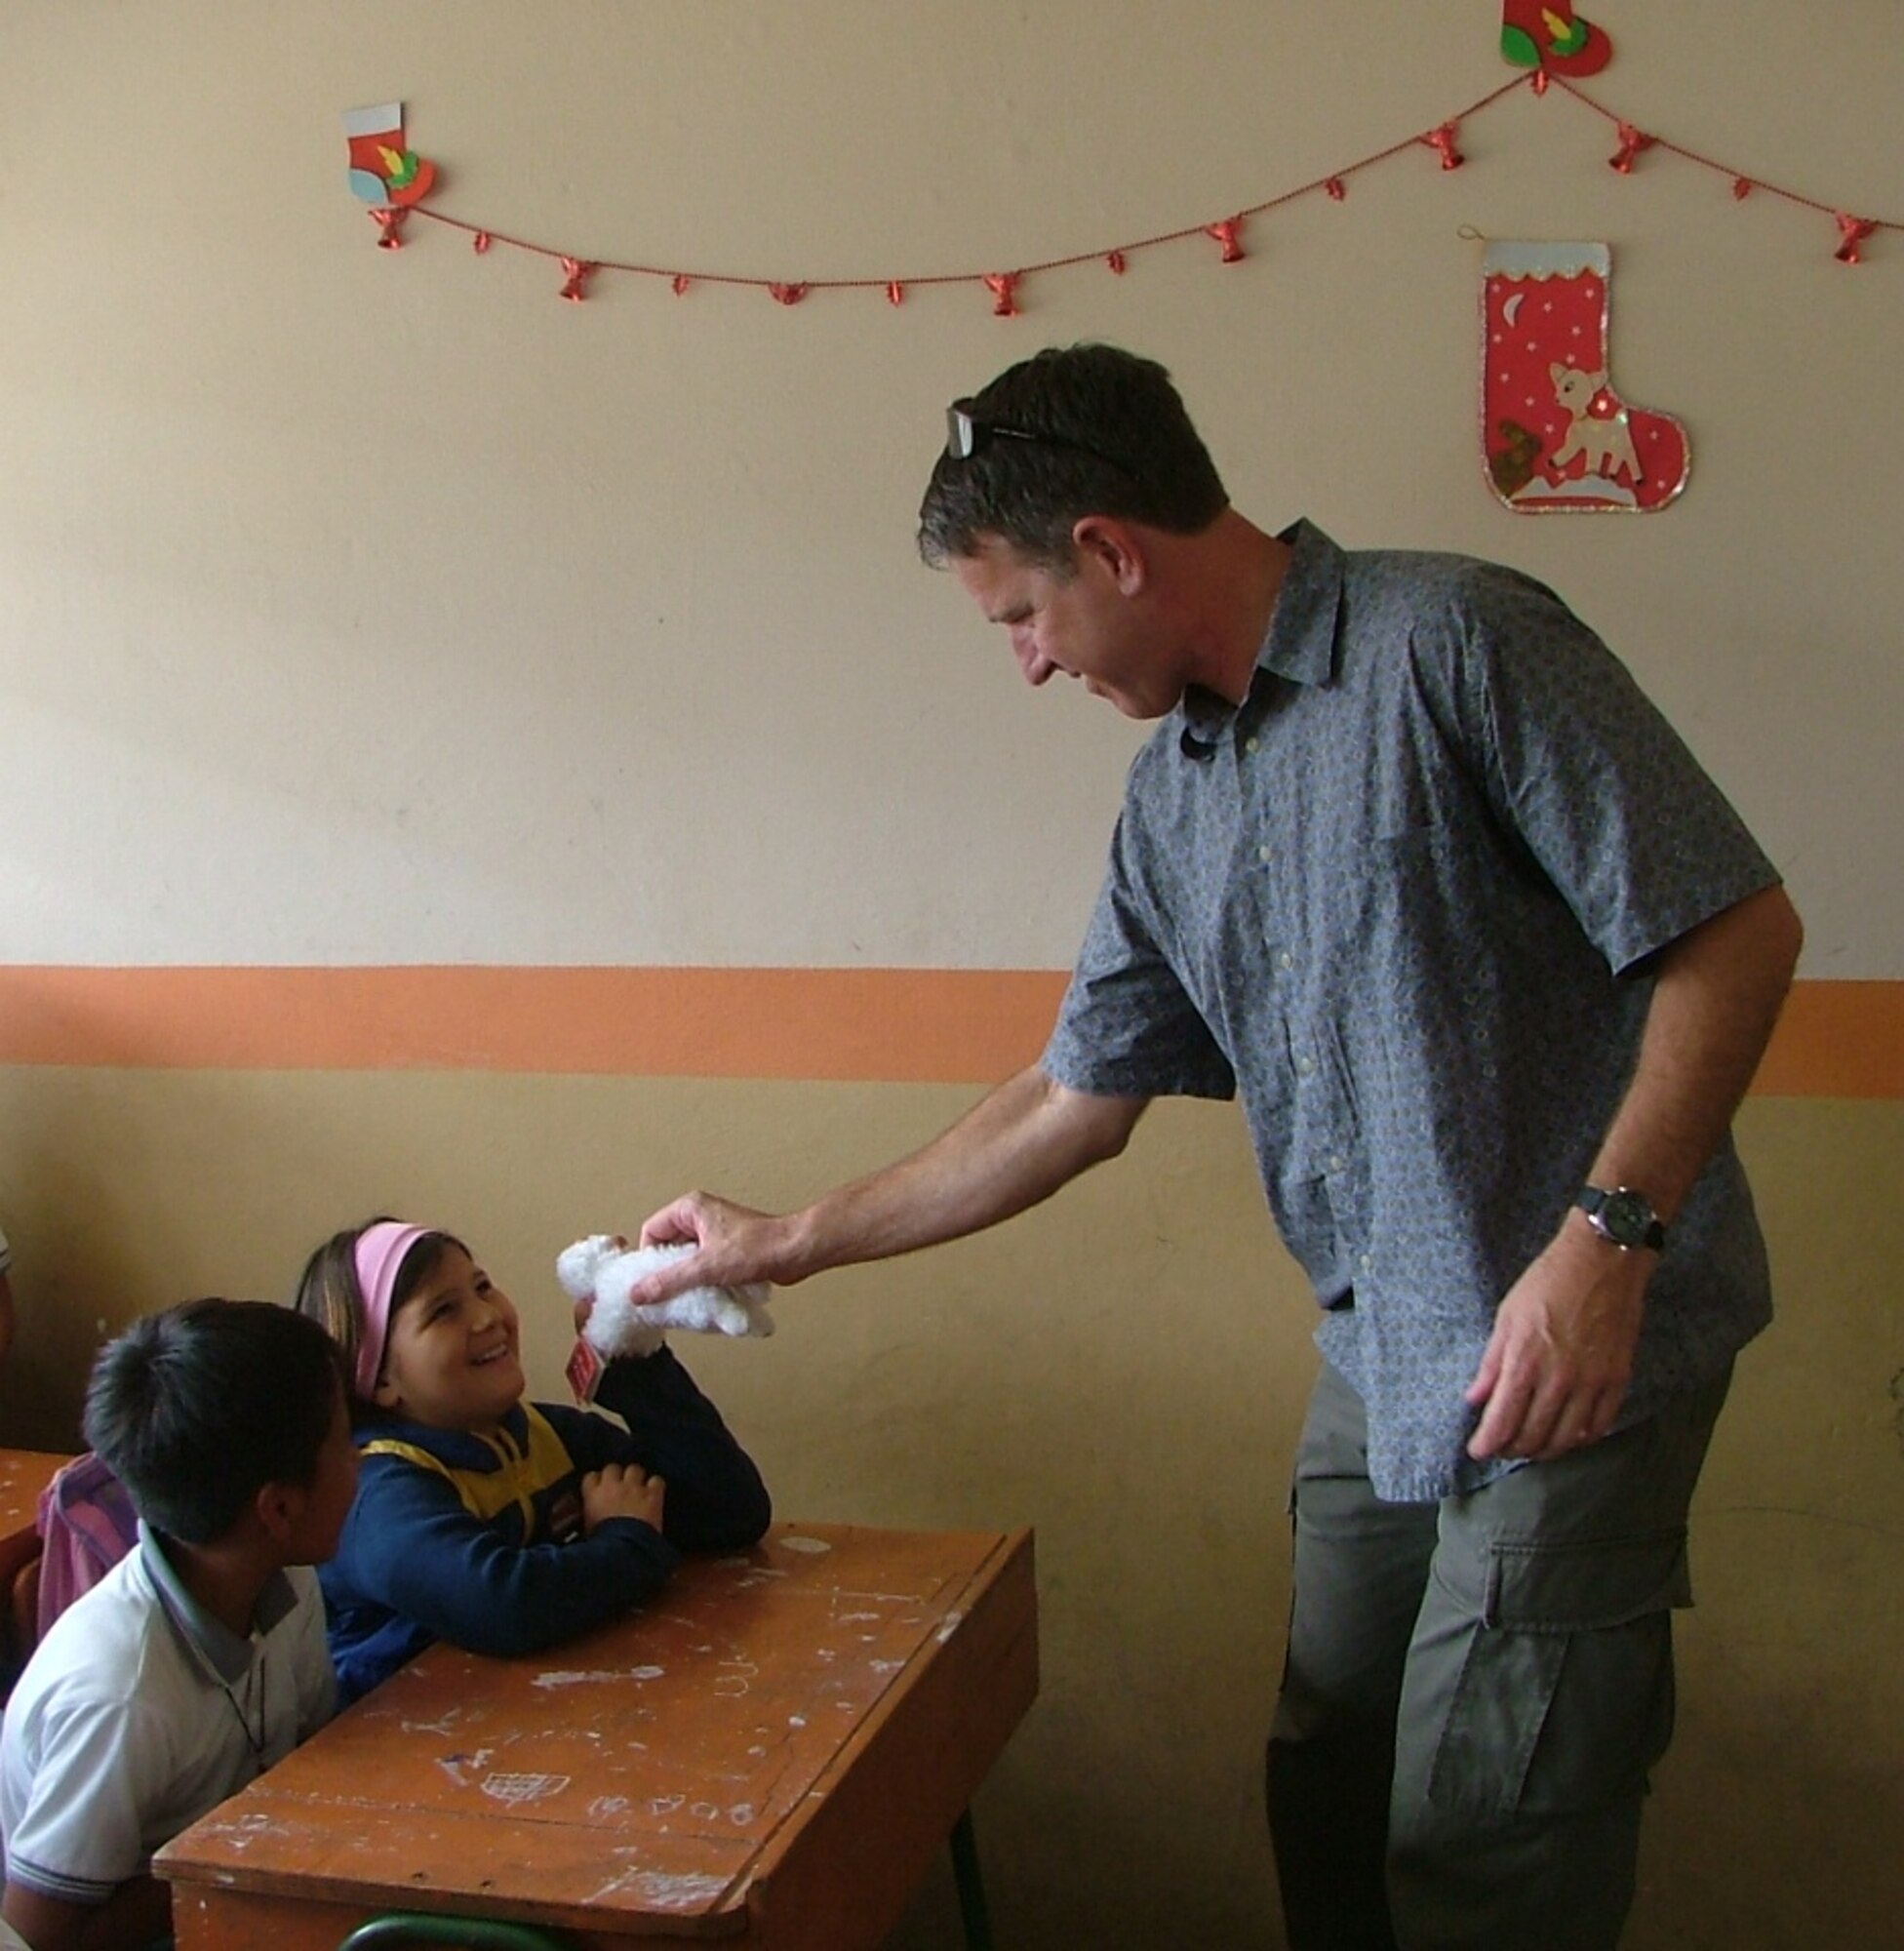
566,1335,605,1405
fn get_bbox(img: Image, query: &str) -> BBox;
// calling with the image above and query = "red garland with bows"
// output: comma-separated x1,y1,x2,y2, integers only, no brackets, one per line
1421,123,1466,171
370,71,1896,309
1833,214,1879,264
1206,218,1248,262
1607,122,1653,173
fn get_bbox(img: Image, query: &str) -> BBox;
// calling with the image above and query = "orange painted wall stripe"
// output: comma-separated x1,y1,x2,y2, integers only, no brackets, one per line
0,966,1070,1086
1744,979,1903,1099
0,968,1897,1096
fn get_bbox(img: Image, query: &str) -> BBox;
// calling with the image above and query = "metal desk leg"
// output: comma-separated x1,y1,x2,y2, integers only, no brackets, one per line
949,1807,994,1951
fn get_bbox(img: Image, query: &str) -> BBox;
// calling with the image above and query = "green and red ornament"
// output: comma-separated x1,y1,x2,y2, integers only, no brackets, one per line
344,102,437,210
1500,2,1614,78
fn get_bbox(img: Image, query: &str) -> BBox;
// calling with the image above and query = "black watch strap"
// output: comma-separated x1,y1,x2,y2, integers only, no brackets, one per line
1576,1184,1667,1253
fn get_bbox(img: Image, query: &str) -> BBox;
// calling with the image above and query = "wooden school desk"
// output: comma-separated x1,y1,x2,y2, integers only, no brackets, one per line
158,1522,1037,1950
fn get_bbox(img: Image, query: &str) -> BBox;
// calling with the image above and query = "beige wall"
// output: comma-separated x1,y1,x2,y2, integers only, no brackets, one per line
3,0,1900,972
2,4,1900,1946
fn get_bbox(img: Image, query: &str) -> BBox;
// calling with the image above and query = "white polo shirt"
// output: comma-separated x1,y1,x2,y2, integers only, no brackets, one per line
0,1525,334,1904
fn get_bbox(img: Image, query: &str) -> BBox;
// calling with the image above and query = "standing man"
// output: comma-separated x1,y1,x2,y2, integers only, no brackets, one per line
630,343,1802,1949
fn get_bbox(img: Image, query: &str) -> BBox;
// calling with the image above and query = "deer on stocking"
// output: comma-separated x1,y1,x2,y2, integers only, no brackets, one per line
1549,364,1642,486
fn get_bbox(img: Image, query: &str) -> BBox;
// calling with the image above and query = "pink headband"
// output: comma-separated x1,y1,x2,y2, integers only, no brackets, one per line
352,1220,432,1401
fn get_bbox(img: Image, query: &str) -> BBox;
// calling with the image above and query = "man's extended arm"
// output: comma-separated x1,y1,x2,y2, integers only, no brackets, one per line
3,1873,175,1951
1466,881,1804,1461
631,1063,1150,1304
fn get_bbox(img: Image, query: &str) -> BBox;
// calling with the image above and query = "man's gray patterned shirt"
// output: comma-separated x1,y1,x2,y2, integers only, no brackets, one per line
1044,521,1779,1500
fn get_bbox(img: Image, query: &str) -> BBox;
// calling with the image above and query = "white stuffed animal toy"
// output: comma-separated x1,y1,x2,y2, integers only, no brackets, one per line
557,1234,774,1361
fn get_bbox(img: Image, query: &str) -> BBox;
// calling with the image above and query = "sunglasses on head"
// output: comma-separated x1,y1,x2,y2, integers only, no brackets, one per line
944,400,1131,476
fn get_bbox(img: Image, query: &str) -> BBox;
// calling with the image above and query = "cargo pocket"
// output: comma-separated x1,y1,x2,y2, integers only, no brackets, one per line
1423,1527,1689,1824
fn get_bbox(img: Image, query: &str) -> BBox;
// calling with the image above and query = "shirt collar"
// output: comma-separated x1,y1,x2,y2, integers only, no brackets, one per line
139,1519,297,1685
1178,518,1344,754
363,1402,531,1468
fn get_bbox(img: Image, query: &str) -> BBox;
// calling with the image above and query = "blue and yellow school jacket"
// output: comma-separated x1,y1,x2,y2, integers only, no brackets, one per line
319,1348,771,1704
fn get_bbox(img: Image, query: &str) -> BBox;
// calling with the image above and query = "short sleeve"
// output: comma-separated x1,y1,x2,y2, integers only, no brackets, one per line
3,1695,169,1899
1044,811,1236,1102
1449,570,1780,975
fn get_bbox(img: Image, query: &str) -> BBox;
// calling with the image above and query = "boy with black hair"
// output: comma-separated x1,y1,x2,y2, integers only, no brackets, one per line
1,1299,356,1951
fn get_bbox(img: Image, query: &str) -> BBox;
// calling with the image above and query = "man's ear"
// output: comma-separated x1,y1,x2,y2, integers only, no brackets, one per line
1071,516,1147,594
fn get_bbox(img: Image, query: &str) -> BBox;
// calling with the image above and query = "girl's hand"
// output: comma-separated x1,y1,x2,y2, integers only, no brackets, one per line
581,1460,666,1533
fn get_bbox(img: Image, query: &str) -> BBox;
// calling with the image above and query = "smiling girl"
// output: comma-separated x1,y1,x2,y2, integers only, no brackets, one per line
295,1217,770,1704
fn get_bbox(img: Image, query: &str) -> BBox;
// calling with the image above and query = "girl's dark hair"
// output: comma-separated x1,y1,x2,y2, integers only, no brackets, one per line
83,1298,347,1544
917,342,1229,571
293,1216,463,1417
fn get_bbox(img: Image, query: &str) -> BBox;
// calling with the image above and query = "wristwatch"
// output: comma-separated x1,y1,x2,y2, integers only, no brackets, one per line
1575,1185,1667,1253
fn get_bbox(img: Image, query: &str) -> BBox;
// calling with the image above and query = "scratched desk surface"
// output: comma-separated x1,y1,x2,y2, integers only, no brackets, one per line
0,1450,72,1546
159,1521,1037,1948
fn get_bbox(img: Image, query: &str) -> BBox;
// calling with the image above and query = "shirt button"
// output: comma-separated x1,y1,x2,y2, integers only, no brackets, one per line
1278,951,1293,972
1245,737,1260,755
1359,1253,1373,1272
1296,1055,1315,1076
1257,845,1272,864
1327,1154,1346,1173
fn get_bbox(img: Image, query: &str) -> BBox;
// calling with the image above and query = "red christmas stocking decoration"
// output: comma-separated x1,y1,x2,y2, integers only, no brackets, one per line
343,101,436,208
1482,241,1689,514
1501,1,1614,77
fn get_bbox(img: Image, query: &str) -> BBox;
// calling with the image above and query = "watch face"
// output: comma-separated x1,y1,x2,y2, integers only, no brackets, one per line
1599,1189,1653,1246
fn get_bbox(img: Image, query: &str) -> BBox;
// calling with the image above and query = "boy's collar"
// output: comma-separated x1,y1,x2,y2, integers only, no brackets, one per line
139,1521,298,1681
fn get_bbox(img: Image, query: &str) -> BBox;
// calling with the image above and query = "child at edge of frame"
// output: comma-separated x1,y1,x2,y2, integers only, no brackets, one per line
0,1298,357,1951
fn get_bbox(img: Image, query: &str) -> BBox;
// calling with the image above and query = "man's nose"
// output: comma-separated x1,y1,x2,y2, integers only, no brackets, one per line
1012,631,1052,685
